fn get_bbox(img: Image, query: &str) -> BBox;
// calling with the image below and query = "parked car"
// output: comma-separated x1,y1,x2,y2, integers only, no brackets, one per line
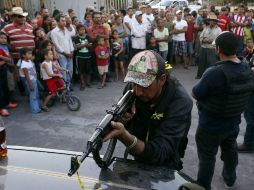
0,146,205,190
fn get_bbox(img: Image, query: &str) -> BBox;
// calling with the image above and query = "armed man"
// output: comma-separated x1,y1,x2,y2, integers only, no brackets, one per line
104,50,193,170
192,32,254,190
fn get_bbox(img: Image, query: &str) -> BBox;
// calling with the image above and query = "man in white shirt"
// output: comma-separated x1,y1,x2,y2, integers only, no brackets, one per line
172,10,188,69
123,7,135,36
142,5,154,34
51,15,74,82
131,11,147,57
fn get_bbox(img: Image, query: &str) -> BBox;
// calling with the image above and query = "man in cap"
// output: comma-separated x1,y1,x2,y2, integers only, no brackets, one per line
130,11,147,57
1,7,35,98
192,32,254,189
196,13,221,79
104,50,193,169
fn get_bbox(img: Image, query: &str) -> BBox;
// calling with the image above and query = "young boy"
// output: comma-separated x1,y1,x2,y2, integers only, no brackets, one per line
40,49,65,111
95,36,109,89
185,14,195,66
72,24,92,90
243,38,254,64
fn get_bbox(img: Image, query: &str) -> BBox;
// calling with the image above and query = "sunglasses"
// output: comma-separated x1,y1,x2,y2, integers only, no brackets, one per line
17,15,25,18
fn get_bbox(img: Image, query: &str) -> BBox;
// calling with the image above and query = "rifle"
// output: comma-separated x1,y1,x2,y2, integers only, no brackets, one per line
68,90,135,177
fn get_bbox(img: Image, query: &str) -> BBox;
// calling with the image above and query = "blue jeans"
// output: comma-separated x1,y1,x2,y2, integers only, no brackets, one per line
24,79,41,114
58,54,73,83
244,93,254,147
159,50,168,60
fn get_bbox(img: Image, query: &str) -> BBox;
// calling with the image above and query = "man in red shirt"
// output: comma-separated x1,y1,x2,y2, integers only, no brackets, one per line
217,7,230,31
1,7,35,95
185,14,195,67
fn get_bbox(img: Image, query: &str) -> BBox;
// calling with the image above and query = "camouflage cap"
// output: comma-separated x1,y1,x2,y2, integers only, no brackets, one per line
124,50,166,87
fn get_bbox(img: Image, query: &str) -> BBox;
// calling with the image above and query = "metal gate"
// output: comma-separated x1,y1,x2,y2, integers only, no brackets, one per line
104,0,132,12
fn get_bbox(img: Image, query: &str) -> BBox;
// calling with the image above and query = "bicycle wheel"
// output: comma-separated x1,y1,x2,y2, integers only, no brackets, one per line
67,95,81,111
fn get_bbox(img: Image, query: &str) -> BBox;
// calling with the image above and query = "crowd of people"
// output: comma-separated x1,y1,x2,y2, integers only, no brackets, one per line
0,3,254,190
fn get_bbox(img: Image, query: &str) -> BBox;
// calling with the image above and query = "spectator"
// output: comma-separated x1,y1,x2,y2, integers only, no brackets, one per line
154,18,169,60
183,7,191,20
217,7,230,31
68,9,75,18
165,11,174,64
72,24,92,90
231,4,248,56
37,8,49,28
34,28,48,49
95,36,109,89
119,9,126,20
131,11,147,57
41,15,52,34
151,9,159,34
172,10,188,69
82,12,93,31
100,6,106,14
29,18,38,29
0,14,7,30
72,16,80,28
196,14,221,79
185,14,195,66
143,5,154,41
1,7,35,95
111,30,125,81
0,32,17,116
112,15,128,52
123,7,135,37
51,15,74,83
101,13,111,34
244,10,253,44
147,35,159,52
243,38,254,62
159,9,165,20
40,49,65,112
18,48,41,114
65,15,76,37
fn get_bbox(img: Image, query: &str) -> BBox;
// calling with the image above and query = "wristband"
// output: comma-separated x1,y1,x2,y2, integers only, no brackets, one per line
127,135,138,150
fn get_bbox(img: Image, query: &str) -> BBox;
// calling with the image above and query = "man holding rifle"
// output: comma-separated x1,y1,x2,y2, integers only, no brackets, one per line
104,50,193,170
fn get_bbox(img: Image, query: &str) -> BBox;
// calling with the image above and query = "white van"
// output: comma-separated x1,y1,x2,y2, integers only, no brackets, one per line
152,0,189,10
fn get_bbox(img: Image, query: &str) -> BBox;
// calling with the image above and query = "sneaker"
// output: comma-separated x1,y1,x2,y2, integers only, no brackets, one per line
0,109,9,116
237,143,254,153
6,103,18,109
41,106,50,112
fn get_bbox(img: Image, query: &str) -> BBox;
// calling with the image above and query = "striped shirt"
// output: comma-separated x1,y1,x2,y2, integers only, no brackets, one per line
232,15,246,37
1,23,35,59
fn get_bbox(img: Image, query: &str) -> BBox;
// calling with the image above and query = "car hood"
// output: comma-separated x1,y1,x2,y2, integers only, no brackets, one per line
0,146,190,190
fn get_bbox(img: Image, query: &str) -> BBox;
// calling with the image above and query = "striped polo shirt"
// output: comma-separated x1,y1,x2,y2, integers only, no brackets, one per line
1,22,35,59
232,15,246,37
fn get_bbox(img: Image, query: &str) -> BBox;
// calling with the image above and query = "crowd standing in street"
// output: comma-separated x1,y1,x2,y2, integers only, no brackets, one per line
0,2,254,190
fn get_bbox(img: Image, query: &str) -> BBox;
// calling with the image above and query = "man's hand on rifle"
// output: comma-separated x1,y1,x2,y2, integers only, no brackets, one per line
121,101,136,124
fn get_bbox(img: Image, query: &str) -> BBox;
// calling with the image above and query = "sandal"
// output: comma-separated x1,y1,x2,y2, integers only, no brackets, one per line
41,106,50,112
6,103,18,109
0,109,9,116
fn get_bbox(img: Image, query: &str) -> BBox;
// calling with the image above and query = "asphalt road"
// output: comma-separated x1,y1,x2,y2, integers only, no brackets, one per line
3,65,254,190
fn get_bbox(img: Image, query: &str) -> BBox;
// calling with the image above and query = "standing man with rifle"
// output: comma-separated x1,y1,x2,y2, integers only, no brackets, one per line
104,50,193,170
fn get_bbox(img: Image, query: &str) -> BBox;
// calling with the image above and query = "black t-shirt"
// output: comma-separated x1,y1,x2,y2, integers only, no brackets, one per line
73,35,91,59
147,44,159,53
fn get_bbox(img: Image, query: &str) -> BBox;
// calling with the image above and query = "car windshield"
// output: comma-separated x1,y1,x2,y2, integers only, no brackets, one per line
161,0,187,7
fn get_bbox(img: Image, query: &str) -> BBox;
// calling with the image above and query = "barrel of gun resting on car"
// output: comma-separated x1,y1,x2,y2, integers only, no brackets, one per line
68,90,135,176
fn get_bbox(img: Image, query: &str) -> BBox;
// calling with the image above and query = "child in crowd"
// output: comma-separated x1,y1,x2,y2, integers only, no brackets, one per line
111,30,125,81
185,14,195,66
0,32,17,103
147,35,159,53
72,24,92,90
95,36,109,89
0,32,17,116
243,38,254,63
40,49,66,112
18,48,41,114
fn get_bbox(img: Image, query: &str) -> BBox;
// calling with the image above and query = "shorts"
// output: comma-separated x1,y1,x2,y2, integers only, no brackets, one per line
113,53,125,62
76,57,92,75
173,40,187,56
186,42,194,56
44,77,64,95
97,65,108,75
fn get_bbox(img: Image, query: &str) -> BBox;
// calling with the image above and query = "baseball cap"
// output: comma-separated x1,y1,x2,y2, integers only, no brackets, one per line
124,50,167,87
135,11,143,16
176,10,182,15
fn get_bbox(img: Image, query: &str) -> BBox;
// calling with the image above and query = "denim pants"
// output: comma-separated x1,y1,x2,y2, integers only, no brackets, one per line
160,50,168,60
244,93,254,147
24,79,41,113
195,126,239,190
58,54,73,83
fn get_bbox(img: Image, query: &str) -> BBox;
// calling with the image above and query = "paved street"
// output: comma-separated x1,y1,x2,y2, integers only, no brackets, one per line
3,66,254,190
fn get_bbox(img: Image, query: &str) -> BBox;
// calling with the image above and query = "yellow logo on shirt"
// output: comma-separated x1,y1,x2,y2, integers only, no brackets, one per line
151,112,164,120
